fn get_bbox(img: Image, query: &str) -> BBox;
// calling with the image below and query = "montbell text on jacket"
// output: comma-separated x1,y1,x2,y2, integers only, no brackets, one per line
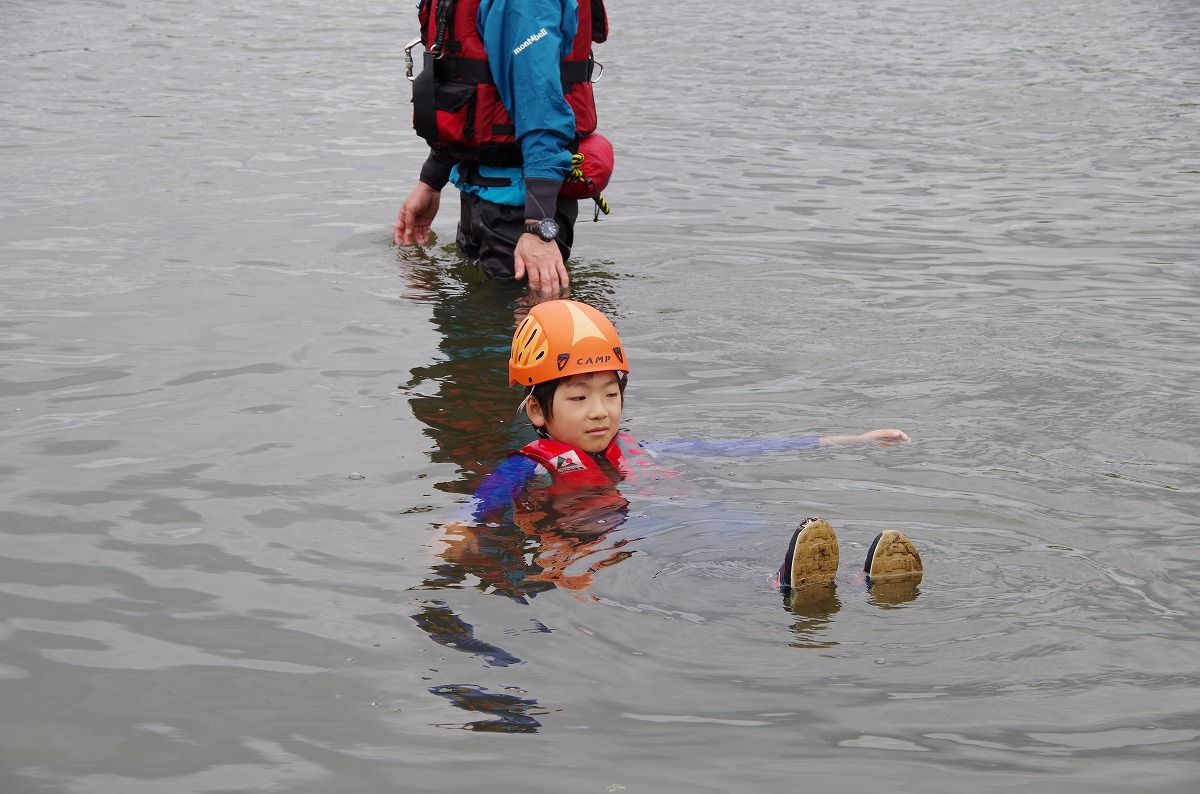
413,0,607,217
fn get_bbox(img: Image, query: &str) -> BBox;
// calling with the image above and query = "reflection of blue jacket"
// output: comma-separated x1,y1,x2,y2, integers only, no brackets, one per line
467,435,822,523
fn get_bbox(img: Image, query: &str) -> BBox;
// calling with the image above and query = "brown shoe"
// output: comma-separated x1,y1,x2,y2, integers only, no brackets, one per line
863,530,923,584
779,517,839,591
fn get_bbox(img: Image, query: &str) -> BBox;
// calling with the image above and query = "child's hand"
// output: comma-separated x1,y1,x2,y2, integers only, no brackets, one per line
818,429,911,446
859,429,910,445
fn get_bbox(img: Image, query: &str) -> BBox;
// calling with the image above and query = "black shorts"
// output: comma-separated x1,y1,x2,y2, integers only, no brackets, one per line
455,192,579,281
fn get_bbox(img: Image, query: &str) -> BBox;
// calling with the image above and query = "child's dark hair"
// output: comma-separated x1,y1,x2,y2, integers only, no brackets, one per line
524,373,628,436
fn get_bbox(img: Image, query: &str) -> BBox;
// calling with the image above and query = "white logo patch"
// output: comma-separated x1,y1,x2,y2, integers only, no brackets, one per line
550,450,587,474
513,28,548,55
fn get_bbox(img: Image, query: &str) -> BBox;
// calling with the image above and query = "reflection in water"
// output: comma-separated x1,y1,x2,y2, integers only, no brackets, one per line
428,684,547,733
399,248,530,488
411,601,525,667
867,581,922,609
785,570,922,648
433,485,637,600
785,585,843,650
398,248,626,731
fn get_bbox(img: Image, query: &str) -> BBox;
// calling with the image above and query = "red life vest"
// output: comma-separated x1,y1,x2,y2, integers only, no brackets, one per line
517,431,657,485
413,0,607,166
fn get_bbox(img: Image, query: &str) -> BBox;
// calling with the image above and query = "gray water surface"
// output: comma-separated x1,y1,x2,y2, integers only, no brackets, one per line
2,0,1198,791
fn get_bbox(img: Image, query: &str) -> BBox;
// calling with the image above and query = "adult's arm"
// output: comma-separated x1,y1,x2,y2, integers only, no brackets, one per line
478,0,577,219
479,0,578,293
394,146,455,246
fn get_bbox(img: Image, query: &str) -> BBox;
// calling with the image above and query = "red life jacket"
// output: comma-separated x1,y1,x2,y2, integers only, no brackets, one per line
413,0,607,166
516,431,653,485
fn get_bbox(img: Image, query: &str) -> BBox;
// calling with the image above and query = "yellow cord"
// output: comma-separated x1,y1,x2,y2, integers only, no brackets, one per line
566,152,611,217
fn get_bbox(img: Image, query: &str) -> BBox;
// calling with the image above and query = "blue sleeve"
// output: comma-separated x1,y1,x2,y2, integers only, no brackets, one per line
461,454,541,522
479,0,577,215
641,437,822,458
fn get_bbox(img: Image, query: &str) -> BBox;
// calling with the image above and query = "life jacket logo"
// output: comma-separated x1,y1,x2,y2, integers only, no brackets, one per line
550,450,587,474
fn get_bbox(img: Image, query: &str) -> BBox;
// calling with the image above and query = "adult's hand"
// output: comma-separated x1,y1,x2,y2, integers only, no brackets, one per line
513,233,569,296
394,182,442,246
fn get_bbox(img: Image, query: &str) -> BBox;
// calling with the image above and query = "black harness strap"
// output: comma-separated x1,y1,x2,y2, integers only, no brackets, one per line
431,0,456,54
431,53,593,87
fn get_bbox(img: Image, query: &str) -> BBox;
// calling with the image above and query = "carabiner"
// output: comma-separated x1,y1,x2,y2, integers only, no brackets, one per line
404,37,423,82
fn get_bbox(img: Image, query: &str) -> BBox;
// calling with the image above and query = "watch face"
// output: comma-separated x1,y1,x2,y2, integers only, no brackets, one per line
525,219,559,241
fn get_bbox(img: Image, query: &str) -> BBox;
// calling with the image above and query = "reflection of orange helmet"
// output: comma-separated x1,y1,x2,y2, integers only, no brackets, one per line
509,300,629,387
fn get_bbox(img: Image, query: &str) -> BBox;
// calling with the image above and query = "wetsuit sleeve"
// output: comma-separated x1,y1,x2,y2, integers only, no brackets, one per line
460,454,542,523
640,437,823,457
478,0,577,219
418,149,455,190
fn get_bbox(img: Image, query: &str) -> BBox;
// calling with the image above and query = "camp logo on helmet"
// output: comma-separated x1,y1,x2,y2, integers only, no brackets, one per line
576,355,613,366
557,353,570,371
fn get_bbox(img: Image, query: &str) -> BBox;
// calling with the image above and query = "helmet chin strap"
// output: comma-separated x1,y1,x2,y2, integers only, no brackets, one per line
516,393,533,421
516,393,552,439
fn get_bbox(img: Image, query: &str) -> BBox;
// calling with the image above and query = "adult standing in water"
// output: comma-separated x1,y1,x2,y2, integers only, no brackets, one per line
395,0,610,296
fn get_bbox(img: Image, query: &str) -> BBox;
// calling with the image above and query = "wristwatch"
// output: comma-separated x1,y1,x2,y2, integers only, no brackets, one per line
523,218,560,242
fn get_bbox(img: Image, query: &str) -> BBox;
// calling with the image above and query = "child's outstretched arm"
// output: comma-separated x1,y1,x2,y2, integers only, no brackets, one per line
641,428,910,458
818,429,910,446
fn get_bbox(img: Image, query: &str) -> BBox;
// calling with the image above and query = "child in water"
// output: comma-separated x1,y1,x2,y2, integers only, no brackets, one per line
448,299,923,601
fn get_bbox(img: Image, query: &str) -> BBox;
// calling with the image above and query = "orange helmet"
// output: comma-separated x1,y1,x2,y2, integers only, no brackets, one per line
509,300,629,387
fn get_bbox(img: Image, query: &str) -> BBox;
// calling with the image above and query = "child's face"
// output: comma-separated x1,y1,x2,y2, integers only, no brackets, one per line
528,371,623,454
